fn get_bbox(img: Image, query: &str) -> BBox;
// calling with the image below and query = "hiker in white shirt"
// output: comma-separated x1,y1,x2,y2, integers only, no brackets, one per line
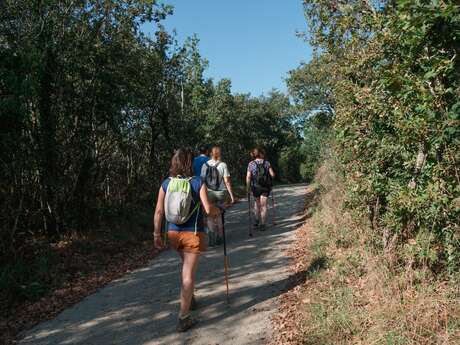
201,146,235,244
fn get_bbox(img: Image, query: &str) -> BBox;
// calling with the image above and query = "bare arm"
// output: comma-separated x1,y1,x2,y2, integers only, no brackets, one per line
199,185,219,217
153,187,165,237
224,176,235,203
269,167,275,178
246,170,252,192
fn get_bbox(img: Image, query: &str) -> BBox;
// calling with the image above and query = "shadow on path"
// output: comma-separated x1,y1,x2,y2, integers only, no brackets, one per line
19,184,309,345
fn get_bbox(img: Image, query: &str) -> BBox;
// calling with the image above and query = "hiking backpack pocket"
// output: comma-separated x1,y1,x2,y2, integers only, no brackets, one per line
204,162,222,191
254,161,270,189
165,178,194,225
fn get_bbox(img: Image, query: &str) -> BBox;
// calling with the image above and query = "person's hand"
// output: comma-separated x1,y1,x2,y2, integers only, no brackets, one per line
224,201,232,209
208,205,220,219
154,233,164,250
230,195,236,204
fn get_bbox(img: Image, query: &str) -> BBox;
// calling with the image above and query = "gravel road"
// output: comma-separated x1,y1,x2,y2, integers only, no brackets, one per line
19,184,307,345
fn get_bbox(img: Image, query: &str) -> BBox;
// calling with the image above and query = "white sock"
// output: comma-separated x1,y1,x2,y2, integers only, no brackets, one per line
179,313,190,320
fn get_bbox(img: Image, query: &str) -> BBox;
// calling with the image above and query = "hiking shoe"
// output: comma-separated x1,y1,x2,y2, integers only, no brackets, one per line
176,314,197,332
190,296,198,310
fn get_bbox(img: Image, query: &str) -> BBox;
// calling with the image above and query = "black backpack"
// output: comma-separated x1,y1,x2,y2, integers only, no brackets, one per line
204,162,222,191
253,160,271,189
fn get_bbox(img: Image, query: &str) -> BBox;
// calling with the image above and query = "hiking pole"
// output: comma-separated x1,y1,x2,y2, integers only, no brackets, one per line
221,209,230,303
271,191,277,225
248,192,253,237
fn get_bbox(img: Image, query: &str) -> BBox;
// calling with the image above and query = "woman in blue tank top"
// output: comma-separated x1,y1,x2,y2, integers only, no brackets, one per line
153,148,219,332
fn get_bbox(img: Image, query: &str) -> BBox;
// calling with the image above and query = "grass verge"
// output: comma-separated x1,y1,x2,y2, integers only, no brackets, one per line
272,159,460,345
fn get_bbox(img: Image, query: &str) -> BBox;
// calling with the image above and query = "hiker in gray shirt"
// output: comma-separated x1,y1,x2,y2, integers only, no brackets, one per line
201,146,236,245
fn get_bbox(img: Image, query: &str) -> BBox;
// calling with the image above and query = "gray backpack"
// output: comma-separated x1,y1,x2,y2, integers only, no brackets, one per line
204,162,222,191
164,177,199,225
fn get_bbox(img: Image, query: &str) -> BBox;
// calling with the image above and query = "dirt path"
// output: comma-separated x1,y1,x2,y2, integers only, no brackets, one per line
18,184,307,345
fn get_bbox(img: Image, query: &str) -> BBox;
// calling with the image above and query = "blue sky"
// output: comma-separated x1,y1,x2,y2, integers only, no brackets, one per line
142,1,312,96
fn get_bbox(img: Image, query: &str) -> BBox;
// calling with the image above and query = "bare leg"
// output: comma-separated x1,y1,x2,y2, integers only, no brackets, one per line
207,216,217,233
207,213,223,235
179,252,200,318
178,251,199,299
260,196,268,225
215,211,223,236
254,197,261,224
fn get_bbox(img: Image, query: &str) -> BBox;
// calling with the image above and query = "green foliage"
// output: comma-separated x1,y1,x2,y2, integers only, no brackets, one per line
287,54,335,182
287,54,335,117
279,147,303,183
0,0,302,309
202,83,298,181
300,111,333,181
299,0,460,271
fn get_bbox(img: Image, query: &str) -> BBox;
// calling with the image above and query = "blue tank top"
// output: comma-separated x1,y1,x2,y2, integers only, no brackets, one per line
193,155,209,177
162,176,204,232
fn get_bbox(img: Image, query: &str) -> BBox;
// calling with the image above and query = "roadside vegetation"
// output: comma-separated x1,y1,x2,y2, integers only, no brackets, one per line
297,159,459,344
291,0,460,273
275,1,460,344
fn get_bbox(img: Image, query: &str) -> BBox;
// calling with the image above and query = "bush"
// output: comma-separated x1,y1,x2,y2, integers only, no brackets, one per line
296,0,460,272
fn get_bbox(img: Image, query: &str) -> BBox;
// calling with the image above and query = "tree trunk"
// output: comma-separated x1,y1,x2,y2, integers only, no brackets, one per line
38,44,58,237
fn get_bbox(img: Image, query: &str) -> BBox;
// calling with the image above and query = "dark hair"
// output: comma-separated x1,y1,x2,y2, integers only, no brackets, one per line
253,146,265,159
170,148,193,177
199,145,209,154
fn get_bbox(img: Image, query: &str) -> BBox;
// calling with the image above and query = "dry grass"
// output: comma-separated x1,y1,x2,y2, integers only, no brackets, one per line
273,159,460,345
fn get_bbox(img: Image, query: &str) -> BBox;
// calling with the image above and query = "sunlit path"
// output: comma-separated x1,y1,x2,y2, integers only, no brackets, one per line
19,184,307,345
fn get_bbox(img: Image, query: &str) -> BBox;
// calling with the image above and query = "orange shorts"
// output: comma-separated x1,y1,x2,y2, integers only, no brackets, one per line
168,231,207,254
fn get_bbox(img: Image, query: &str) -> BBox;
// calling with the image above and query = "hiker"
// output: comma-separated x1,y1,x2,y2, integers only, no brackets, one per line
193,145,210,177
201,145,236,246
153,148,219,332
246,147,275,231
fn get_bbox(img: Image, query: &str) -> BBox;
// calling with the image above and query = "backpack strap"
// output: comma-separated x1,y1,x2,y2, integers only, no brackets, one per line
204,162,212,177
217,162,225,188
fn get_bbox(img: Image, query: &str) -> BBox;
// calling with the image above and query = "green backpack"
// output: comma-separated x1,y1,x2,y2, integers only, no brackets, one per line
164,178,200,227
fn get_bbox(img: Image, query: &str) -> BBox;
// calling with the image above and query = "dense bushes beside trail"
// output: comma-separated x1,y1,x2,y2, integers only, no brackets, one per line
290,0,460,271
280,158,460,344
